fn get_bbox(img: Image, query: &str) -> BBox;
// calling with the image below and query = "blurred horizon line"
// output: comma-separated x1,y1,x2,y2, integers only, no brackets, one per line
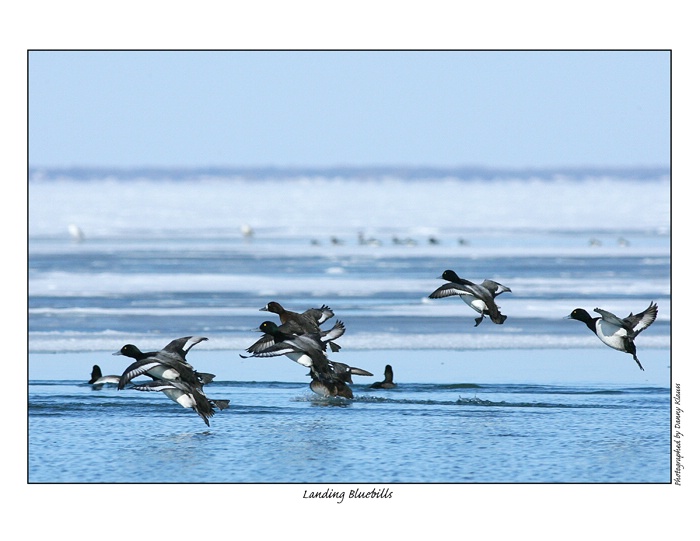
29,164,670,182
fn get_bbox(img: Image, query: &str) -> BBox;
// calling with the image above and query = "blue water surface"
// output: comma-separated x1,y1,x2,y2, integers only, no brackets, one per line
29,377,670,483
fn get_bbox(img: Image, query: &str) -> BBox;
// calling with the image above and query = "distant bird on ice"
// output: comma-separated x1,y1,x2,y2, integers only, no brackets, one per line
68,224,85,242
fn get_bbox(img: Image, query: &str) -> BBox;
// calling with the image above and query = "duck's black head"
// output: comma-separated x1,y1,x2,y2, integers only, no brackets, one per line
260,302,284,314
440,269,460,282
259,320,281,334
566,308,592,323
113,344,144,359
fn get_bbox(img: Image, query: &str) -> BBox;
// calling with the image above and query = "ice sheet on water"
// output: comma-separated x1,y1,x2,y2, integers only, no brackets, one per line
28,174,671,359
28,175,670,237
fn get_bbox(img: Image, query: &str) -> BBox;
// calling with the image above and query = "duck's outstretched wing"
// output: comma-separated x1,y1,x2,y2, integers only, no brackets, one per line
319,319,344,352
331,362,373,384
349,367,373,376
330,361,373,377
270,335,329,358
481,279,512,297
621,302,658,337
157,336,208,362
118,357,205,390
246,332,309,356
246,323,342,355
245,320,298,354
131,379,172,392
118,359,173,389
245,341,302,358
322,320,345,342
594,304,658,337
428,282,475,299
246,333,277,354
306,305,334,325
593,307,627,328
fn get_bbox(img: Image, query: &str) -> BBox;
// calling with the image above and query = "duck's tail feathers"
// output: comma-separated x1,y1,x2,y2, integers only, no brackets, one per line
489,313,507,325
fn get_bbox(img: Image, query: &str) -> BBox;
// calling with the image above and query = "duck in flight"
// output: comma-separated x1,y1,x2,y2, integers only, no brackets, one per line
429,269,511,326
242,319,346,368
114,336,214,390
131,379,229,427
113,335,227,425
260,301,341,352
244,321,371,398
566,302,658,370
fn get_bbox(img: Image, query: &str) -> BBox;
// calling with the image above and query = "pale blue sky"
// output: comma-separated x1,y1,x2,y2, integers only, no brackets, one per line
28,50,670,169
